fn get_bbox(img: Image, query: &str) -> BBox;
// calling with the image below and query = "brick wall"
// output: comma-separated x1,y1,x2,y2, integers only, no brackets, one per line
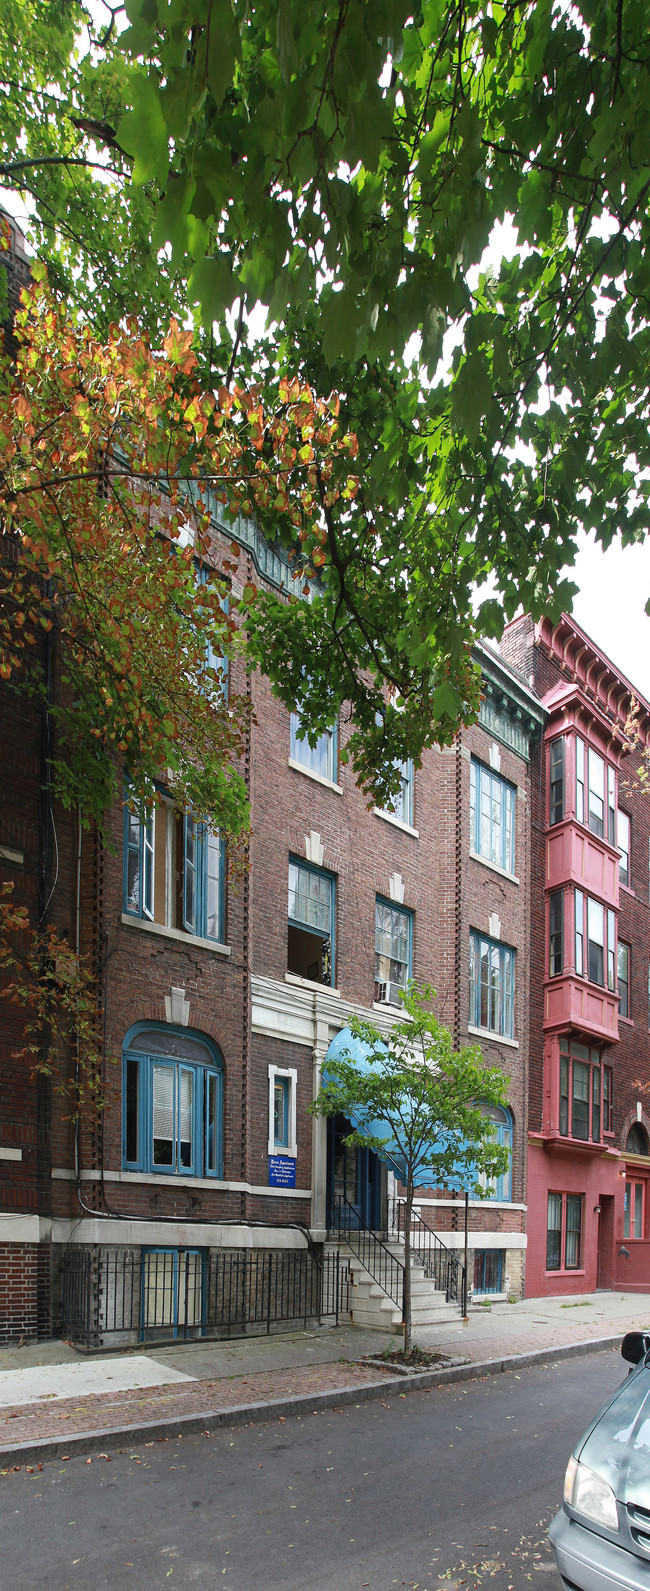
0,1243,38,1342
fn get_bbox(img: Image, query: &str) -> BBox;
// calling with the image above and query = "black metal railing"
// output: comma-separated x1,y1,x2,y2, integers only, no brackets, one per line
60,1246,348,1350
388,1199,467,1314
330,1196,404,1310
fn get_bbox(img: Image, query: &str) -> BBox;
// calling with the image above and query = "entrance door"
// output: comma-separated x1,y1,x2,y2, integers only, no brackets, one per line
597,1196,615,1290
327,1116,382,1230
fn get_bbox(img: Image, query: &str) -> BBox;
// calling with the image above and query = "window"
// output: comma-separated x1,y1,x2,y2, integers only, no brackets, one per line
123,790,225,944
380,759,414,828
626,1124,649,1155
124,798,154,920
549,890,563,976
575,737,585,824
288,858,335,984
547,1192,583,1271
268,1064,297,1157
470,759,515,872
469,932,516,1039
141,1249,205,1341
624,1180,645,1241
588,746,605,837
549,738,565,825
375,898,412,1005
574,890,616,989
123,1027,223,1177
183,817,225,942
607,766,617,846
618,811,631,886
618,942,630,1019
473,1250,504,1295
559,1038,605,1142
196,564,229,703
290,710,337,783
603,1066,613,1133
476,1105,512,1201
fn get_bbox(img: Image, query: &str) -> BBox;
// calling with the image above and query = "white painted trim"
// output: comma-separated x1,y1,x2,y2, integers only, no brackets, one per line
287,758,342,795
285,971,340,996
467,1024,519,1050
49,1218,309,1249
413,1197,527,1212
469,850,519,886
437,1231,527,1250
268,1064,298,1157
0,1214,47,1243
0,1146,22,1161
51,1168,310,1198
252,973,403,1051
120,914,231,957
373,808,419,839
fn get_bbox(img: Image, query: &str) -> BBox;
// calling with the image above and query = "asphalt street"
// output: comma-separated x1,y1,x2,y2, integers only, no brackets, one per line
0,1349,625,1591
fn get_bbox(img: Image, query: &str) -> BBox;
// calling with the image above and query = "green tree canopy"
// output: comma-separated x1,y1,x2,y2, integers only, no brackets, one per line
3,0,650,789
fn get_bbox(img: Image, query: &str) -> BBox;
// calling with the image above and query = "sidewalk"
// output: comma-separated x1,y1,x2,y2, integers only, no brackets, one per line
1,1290,648,1463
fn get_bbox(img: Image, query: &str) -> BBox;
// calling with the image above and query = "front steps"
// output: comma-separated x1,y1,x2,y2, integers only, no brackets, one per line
328,1237,463,1332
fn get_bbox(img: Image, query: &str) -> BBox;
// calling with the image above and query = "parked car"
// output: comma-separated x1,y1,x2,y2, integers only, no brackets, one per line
550,1331,650,1590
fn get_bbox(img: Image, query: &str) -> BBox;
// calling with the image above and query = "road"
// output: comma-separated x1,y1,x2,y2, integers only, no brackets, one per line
0,1350,624,1591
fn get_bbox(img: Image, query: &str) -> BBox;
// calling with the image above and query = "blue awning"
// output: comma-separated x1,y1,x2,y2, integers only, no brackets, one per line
324,1027,477,1191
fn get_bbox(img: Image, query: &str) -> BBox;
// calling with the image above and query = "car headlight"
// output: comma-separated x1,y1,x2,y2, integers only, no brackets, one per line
564,1455,619,1532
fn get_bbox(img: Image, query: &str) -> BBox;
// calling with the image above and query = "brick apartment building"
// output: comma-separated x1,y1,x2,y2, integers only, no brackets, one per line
2,216,650,1342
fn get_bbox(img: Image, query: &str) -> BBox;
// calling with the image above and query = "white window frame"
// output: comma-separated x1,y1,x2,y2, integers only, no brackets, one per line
267,1064,297,1159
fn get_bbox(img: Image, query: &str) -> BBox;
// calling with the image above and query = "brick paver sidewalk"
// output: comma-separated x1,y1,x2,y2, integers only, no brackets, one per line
0,1360,384,1454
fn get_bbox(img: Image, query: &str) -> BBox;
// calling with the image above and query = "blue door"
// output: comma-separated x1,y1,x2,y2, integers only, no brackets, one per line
141,1248,206,1341
327,1116,382,1230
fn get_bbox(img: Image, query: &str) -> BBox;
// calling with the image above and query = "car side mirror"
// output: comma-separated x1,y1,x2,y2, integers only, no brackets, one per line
621,1331,650,1365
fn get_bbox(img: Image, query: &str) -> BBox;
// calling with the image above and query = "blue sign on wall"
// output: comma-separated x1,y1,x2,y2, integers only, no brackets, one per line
269,1155,296,1188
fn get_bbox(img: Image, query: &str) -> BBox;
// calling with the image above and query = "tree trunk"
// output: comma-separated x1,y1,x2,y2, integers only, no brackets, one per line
403,1176,413,1355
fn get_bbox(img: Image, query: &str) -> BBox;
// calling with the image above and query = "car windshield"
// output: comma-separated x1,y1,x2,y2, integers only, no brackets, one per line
579,1366,650,1507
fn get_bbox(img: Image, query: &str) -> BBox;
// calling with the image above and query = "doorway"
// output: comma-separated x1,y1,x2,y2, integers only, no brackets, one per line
326,1115,382,1230
596,1195,615,1290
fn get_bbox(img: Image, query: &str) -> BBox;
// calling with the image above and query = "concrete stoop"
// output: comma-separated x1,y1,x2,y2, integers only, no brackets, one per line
329,1238,461,1332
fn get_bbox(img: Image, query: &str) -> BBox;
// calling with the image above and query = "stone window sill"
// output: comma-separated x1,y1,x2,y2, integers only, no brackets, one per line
469,850,519,885
285,971,340,997
121,914,231,957
373,808,419,839
467,1023,519,1050
287,758,342,795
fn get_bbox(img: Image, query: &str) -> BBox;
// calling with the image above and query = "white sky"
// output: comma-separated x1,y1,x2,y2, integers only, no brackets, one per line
567,532,650,701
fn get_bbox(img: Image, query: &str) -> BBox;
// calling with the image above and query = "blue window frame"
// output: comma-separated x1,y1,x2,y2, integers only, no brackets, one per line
470,759,515,874
141,1248,206,1340
123,1024,223,1178
123,794,154,919
375,897,413,1004
288,856,335,984
183,817,225,942
469,931,516,1039
473,1249,504,1294
477,1105,513,1201
290,710,337,783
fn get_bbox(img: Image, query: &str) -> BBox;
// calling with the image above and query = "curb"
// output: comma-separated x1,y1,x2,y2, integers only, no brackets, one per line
0,1333,623,1468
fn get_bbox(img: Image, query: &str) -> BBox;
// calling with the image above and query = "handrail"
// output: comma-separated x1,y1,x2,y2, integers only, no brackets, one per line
330,1195,404,1311
388,1198,467,1315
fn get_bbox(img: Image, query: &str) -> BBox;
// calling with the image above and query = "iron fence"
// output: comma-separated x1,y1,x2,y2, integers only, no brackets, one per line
61,1246,348,1349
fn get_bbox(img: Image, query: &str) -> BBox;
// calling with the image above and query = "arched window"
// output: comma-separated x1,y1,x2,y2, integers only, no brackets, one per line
477,1104,513,1202
626,1124,649,1157
123,1024,223,1178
